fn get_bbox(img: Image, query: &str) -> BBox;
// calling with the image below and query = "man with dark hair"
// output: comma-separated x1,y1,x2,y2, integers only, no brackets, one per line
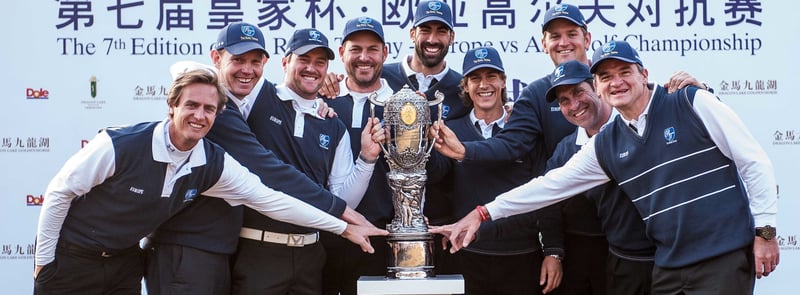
145,22,379,295
435,40,779,295
321,16,396,295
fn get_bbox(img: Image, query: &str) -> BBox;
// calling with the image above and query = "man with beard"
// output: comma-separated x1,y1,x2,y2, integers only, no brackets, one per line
144,22,378,295
321,16,397,295
319,0,467,277
432,4,712,293
434,40,779,295
231,28,385,295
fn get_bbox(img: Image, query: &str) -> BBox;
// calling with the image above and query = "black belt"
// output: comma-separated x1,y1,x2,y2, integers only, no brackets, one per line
57,240,141,259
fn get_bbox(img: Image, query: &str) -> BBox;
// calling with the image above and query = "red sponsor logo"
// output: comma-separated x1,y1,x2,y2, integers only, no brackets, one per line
26,88,50,99
26,194,44,206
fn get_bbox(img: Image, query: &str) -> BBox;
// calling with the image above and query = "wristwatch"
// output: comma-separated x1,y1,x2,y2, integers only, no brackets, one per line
755,225,776,240
548,254,563,262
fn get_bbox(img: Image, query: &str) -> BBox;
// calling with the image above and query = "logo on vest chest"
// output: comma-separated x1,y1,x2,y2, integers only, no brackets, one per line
269,115,283,125
619,150,629,158
319,134,331,149
129,186,144,195
664,127,677,145
184,189,198,203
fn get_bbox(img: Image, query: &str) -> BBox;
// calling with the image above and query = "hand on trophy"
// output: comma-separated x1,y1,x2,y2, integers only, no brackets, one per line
361,117,385,161
431,120,467,161
340,223,389,254
341,207,371,226
428,208,483,253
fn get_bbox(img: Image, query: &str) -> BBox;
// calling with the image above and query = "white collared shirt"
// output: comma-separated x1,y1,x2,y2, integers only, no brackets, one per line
225,77,266,120
401,55,449,92
574,108,620,146
276,85,325,138
338,78,393,129
469,110,507,139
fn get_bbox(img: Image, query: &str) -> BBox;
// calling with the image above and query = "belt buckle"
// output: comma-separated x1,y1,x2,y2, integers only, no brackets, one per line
286,234,305,247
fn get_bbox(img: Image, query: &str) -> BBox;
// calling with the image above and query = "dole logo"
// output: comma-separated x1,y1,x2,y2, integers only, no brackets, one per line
26,88,50,99
27,194,44,206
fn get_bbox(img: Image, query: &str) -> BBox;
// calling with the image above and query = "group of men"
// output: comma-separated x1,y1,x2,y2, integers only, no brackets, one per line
33,1,779,295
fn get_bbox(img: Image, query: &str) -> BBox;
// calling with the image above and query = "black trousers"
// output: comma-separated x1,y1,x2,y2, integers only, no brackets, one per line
451,249,544,295
606,253,654,295
652,245,755,295
34,242,144,295
145,243,231,295
231,238,325,295
558,234,608,295
320,232,389,295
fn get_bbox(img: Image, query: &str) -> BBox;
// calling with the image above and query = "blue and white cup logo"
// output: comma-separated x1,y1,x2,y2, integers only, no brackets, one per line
553,64,565,82
358,17,372,25
428,1,442,11
241,25,256,37
554,4,568,12
309,30,322,41
319,134,331,148
602,40,617,54
664,127,676,142
474,48,488,59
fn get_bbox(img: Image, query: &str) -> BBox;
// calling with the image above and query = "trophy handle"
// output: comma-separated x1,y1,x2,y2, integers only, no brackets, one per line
425,90,444,156
368,92,391,157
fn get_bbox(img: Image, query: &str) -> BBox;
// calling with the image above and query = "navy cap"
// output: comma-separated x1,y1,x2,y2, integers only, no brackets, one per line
545,60,593,102
343,17,385,43
213,22,268,57
542,3,587,31
590,40,643,73
413,0,454,30
286,28,335,60
462,46,504,77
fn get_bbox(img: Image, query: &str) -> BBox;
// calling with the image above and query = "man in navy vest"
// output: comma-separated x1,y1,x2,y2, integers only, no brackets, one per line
321,16,396,295
33,69,387,295
543,60,655,295
432,4,713,294
427,46,564,294
434,40,779,295
318,0,469,276
232,27,384,295
145,22,374,295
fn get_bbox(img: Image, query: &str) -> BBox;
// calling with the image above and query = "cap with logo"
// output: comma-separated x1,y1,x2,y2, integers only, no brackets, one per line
286,28,335,60
545,60,593,102
542,3,587,31
343,16,385,43
212,22,268,57
590,40,643,74
462,46,504,77
413,0,454,30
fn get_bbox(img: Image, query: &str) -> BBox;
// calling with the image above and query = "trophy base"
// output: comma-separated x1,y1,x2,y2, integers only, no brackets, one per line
386,232,435,279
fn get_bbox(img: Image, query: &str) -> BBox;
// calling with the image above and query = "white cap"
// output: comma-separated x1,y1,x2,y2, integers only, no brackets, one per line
169,61,217,81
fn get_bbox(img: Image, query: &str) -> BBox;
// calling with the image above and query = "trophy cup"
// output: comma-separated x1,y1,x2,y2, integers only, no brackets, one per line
368,85,444,279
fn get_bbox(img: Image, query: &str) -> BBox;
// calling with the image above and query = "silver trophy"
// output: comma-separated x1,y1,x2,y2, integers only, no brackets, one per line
369,85,444,279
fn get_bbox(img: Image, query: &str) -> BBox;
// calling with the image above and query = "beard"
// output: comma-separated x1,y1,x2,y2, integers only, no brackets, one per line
414,42,448,68
347,63,382,90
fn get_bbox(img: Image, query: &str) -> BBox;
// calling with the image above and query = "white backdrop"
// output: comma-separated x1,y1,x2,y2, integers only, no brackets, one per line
3,1,797,293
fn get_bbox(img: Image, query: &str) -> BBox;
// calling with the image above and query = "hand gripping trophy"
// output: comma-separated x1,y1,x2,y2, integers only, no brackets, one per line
368,85,443,279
